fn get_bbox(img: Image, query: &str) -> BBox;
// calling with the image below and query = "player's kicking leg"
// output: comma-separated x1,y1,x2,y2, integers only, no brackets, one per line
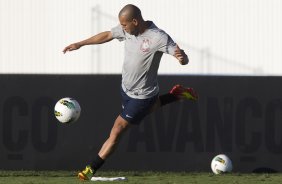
169,84,198,101
150,84,198,113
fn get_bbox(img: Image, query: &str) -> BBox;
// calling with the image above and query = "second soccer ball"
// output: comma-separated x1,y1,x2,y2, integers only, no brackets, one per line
211,154,233,174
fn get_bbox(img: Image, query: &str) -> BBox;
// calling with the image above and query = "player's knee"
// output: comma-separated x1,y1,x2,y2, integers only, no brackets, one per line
110,118,129,139
112,123,128,136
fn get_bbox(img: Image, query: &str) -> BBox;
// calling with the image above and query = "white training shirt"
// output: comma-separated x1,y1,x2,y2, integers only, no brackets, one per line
111,21,178,99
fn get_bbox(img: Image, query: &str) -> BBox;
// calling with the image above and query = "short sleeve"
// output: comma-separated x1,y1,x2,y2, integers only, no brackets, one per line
157,33,177,56
111,25,126,42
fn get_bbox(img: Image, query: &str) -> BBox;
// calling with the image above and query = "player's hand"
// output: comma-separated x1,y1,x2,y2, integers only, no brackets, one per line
63,43,81,54
174,45,188,65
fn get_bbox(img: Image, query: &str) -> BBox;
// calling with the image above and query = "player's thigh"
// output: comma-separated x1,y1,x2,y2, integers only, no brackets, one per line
120,95,158,124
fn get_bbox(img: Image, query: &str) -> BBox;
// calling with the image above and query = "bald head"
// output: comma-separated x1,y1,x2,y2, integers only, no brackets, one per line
119,4,142,21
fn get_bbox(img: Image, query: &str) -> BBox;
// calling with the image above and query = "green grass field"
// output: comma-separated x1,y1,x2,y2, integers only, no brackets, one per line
0,171,282,184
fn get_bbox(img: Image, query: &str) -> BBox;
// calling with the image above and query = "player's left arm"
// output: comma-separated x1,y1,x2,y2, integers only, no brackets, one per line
157,33,189,65
173,45,189,65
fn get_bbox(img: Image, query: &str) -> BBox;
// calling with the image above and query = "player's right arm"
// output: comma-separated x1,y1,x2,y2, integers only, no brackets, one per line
63,31,113,54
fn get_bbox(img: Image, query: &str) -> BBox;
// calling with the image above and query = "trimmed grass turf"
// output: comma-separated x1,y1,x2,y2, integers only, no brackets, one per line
0,171,282,184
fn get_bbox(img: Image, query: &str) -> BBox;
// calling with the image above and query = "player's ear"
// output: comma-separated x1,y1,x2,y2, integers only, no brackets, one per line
132,18,138,26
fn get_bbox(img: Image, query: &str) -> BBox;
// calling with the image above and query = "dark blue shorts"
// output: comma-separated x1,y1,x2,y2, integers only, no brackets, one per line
120,87,158,124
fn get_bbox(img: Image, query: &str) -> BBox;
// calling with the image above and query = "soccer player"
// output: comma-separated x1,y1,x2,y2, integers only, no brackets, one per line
63,4,198,180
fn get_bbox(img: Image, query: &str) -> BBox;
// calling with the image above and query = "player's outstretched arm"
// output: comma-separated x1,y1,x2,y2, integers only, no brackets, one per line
174,45,189,65
63,31,113,54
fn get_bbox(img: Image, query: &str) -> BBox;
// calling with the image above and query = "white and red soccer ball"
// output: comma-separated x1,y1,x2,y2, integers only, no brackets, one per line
54,97,81,124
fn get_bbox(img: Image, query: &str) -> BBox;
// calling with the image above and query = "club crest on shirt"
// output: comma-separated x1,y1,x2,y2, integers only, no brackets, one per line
140,38,151,52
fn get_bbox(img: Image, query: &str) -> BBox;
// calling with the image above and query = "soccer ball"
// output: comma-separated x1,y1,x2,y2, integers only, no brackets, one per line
211,154,233,174
54,97,81,123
